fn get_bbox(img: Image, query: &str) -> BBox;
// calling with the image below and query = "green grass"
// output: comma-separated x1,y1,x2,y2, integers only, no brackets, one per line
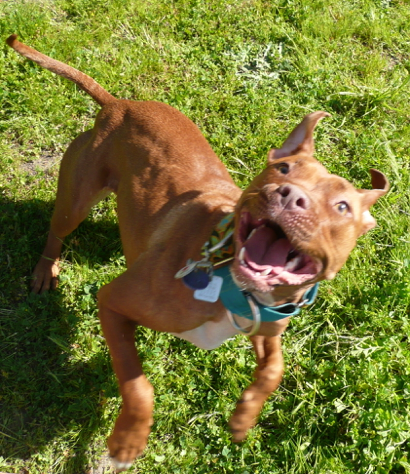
1,0,410,473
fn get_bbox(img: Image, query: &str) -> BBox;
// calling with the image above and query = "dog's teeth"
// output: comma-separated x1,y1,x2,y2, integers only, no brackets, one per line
285,255,302,272
260,268,271,276
246,225,265,242
247,228,258,240
238,247,246,263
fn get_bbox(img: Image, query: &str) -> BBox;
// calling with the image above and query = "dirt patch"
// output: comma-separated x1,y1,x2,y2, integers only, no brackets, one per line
85,454,114,474
19,149,61,177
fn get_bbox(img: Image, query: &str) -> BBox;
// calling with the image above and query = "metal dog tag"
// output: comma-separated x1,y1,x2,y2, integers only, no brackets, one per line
194,276,223,303
175,261,197,279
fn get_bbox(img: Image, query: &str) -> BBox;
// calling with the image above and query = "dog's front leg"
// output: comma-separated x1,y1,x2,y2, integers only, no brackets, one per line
229,335,284,442
98,292,153,472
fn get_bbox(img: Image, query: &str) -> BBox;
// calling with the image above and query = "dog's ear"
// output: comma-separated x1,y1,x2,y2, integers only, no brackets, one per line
357,169,389,235
268,111,331,162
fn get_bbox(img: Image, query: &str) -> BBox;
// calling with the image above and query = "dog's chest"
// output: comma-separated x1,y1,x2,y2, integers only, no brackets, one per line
170,311,250,350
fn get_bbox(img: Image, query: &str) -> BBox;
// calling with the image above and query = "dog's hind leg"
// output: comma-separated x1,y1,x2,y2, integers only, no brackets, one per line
32,130,112,293
229,335,285,442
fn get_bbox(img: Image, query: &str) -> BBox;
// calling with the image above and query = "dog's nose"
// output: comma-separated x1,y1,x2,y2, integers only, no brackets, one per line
276,184,310,210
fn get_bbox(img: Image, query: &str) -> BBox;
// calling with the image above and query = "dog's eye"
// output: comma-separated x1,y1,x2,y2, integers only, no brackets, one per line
276,163,289,174
335,201,349,215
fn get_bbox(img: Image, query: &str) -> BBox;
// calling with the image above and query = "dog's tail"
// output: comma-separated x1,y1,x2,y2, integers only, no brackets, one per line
6,34,115,107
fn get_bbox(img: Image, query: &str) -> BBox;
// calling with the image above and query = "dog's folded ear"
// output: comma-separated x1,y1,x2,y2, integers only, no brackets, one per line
369,168,389,193
358,168,389,207
357,168,389,235
268,111,331,162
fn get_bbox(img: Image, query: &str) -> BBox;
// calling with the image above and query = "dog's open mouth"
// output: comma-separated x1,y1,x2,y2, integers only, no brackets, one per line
234,212,321,288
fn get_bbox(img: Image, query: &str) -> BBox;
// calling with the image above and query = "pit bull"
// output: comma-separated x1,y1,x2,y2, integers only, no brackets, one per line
7,34,389,472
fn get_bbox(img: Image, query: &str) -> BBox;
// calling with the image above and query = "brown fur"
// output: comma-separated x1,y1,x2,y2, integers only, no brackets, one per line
7,35,388,471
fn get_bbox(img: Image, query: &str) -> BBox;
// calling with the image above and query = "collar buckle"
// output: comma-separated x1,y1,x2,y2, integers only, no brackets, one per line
297,298,309,308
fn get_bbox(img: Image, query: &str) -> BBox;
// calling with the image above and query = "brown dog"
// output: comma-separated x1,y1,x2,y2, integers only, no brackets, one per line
7,35,388,472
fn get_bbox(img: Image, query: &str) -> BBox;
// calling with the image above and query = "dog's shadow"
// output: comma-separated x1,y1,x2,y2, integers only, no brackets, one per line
0,192,385,473
0,194,122,473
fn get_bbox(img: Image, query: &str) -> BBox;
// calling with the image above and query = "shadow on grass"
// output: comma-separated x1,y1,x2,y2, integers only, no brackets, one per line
0,194,122,473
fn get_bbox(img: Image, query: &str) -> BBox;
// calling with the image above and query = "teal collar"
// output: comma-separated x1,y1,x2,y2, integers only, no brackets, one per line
214,265,319,322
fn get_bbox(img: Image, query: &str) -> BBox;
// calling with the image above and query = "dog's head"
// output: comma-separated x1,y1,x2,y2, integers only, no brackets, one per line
232,112,389,298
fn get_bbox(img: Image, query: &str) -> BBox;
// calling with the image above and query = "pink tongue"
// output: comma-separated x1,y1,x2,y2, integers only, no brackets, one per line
244,227,293,272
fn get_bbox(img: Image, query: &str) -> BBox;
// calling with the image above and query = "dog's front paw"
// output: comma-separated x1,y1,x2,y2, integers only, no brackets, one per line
108,413,153,472
108,429,148,472
109,456,133,473
31,257,60,294
229,390,263,442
